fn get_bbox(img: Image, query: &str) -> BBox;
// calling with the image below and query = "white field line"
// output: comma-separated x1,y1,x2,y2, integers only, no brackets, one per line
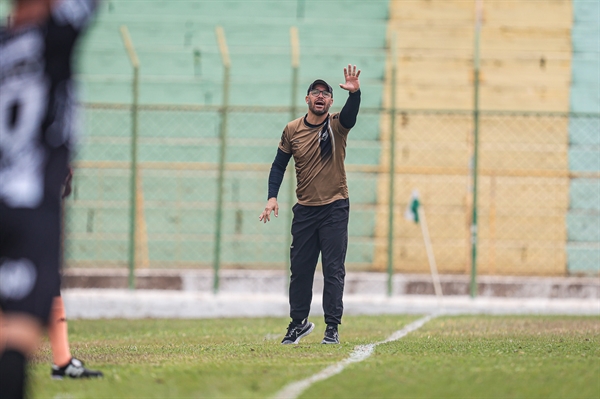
272,313,438,399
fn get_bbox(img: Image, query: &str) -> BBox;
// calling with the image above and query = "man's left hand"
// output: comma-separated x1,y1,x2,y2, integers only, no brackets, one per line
339,64,361,93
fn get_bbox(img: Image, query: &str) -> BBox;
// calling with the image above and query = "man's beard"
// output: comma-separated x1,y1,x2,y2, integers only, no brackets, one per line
309,100,330,116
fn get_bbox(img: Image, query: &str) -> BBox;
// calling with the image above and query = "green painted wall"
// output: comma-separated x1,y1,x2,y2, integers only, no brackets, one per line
568,0,600,274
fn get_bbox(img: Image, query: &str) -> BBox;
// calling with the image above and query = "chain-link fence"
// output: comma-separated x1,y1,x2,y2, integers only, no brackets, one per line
64,104,599,280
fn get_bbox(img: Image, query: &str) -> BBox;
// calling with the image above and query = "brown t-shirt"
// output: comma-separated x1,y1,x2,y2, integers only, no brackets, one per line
279,113,351,206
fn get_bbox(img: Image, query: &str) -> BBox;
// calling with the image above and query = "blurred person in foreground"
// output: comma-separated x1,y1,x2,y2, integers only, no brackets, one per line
259,65,361,345
0,0,98,397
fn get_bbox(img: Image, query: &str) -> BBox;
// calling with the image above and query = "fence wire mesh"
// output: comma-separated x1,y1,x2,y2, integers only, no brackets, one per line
64,105,599,278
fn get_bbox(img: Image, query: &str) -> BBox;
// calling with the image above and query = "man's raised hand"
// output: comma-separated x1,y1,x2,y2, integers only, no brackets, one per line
339,64,361,93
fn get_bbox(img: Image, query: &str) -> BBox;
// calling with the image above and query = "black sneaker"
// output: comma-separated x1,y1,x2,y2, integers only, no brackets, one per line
51,358,103,379
321,325,340,344
281,319,315,344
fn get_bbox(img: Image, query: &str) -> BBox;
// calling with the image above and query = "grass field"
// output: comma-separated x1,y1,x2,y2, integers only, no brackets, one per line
30,315,599,399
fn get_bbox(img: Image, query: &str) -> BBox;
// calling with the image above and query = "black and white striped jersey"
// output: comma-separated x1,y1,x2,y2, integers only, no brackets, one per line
0,0,97,209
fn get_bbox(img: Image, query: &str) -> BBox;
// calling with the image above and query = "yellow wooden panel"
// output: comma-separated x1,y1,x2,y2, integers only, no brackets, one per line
479,117,569,144
477,176,570,209
393,47,473,60
394,58,472,86
375,230,567,275
394,85,473,110
373,175,469,268
374,239,566,276
401,63,566,88
481,47,570,60
374,177,569,270
477,241,567,276
389,208,566,240
479,84,570,112
395,175,471,207
398,211,468,240
376,178,469,209
387,114,569,145
396,83,569,112
388,71,570,112
379,0,572,275
378,238,566,276
480,58,571,86
373,201,462,240
389,58,570,112
479,145,568,170
390,0,474,22
385,77,570,112
393,28,570,52
484,0,572,29
391,207,566,242
381,238,469,273
392,26,474,50
389,113,472,142
390,0,572,28
478,215,567,241
481,27,571,52
393,143,470,169
384,142,568,170
385,146,567,176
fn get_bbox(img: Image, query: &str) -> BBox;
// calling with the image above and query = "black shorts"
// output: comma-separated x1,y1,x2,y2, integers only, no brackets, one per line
0,204,62,324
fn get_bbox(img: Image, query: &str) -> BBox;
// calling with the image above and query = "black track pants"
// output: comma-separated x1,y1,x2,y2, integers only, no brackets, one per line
289,198,349,325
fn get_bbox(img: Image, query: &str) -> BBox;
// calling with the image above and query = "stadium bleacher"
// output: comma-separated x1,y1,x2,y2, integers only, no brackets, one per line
373,0,577,275
67,0,389,269
2,1,595,276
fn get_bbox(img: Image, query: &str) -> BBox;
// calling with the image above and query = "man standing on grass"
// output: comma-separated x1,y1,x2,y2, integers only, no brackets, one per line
259,65,361,345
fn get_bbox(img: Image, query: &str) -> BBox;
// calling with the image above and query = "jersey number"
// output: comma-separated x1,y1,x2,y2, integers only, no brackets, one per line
0,76,47,207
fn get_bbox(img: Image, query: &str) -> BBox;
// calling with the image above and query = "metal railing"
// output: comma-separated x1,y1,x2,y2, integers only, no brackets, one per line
63,22,599,294
64,103,600,289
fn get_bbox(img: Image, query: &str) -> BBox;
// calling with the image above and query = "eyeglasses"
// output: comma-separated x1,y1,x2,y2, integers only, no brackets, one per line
309,89,332,98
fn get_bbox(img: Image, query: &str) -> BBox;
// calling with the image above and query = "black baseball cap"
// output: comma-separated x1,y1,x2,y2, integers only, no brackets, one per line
307,79,333,97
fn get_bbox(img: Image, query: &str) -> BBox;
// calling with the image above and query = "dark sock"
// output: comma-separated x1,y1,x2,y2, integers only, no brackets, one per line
326,323,338,330
292,318,305,326
0,349,27,399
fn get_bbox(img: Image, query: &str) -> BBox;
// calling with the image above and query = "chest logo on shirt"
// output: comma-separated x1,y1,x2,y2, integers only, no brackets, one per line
319,124,334,162
318,130,329,142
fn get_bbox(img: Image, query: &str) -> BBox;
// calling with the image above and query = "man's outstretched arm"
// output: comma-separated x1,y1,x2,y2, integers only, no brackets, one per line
339,89,361,129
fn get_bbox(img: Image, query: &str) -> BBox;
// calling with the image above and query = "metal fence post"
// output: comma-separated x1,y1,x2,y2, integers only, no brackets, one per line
120,25,139,290
287,26,300,291
214,26,231,294
387,33,398,297
470,0,483,298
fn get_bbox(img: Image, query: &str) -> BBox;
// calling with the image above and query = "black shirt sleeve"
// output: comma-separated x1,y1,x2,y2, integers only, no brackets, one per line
268,148,293,199
339,89,361,129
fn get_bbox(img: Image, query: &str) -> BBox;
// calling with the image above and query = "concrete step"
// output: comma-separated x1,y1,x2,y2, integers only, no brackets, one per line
61,269,600,299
